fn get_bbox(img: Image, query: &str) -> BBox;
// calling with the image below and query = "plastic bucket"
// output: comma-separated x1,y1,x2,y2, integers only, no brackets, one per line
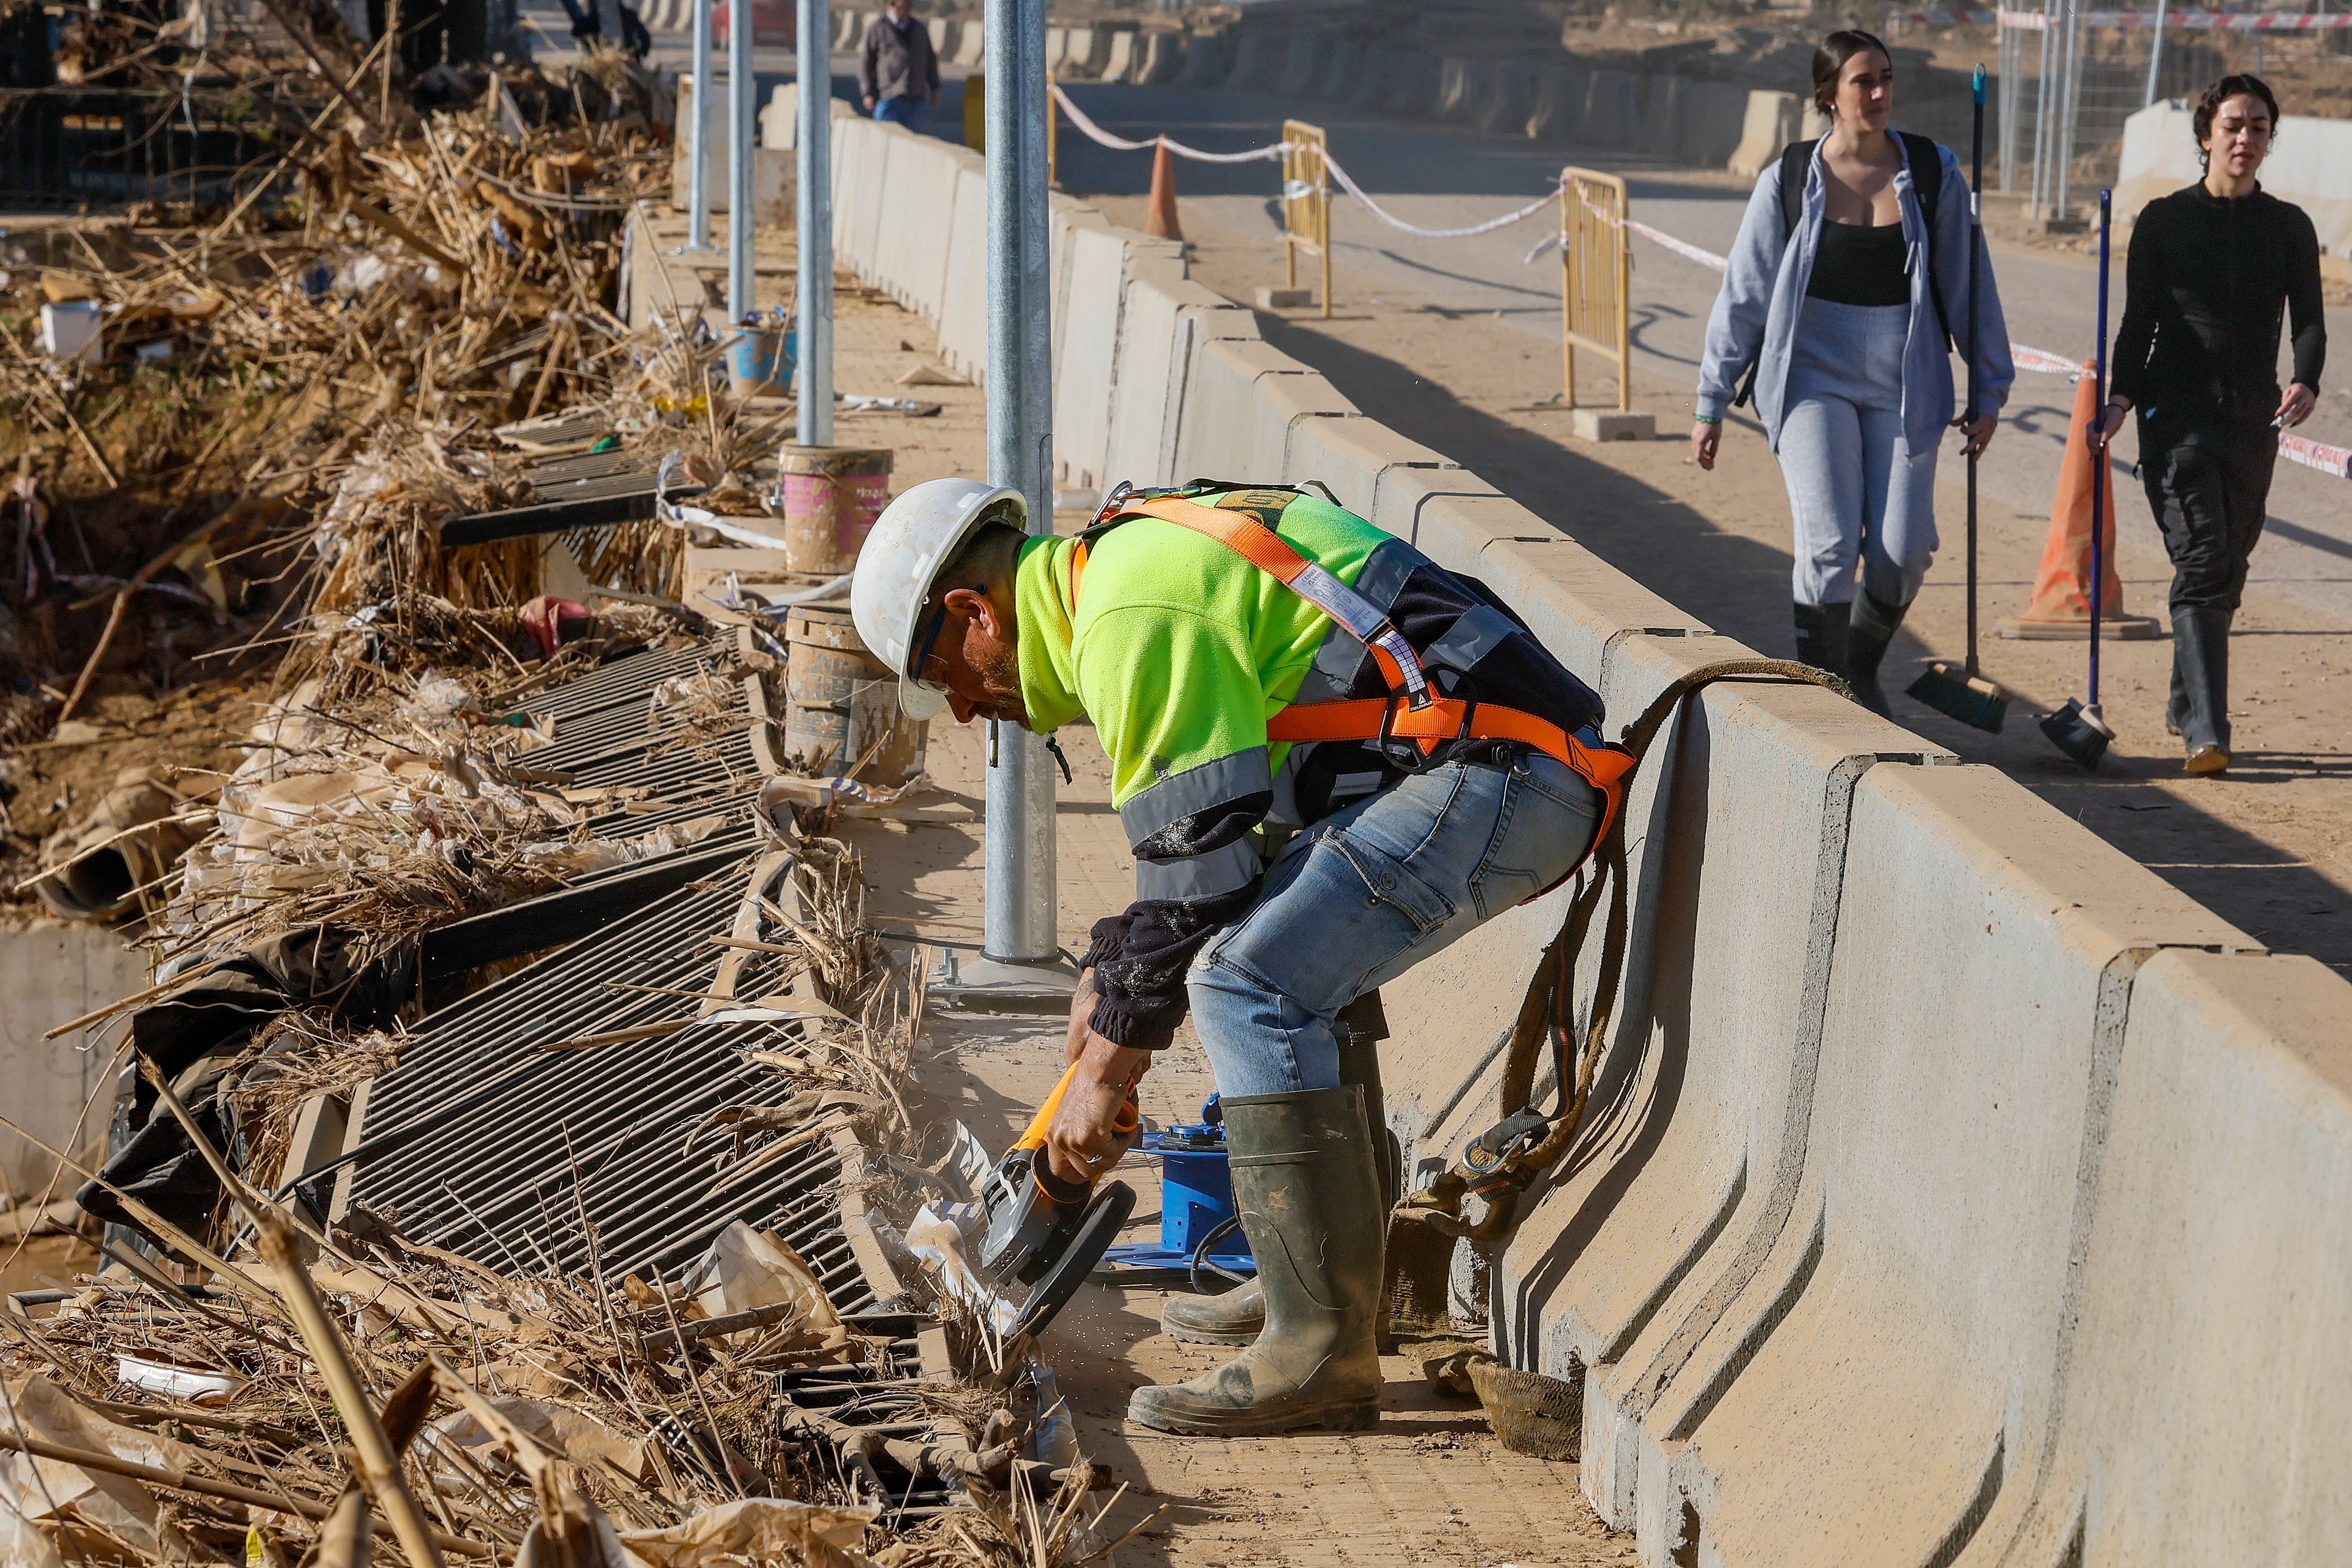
731,326,796,395
783,605,927,782
776,445,892,575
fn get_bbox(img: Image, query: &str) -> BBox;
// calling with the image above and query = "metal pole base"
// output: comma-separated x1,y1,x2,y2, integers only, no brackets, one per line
929,947,1080,1012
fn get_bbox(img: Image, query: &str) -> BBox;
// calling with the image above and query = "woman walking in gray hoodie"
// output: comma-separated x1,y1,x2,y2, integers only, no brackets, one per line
1693,30,2014,713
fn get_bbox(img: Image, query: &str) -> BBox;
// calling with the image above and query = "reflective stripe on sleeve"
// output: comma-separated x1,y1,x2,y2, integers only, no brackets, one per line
1135,837,1264,901
1116,747,1274,850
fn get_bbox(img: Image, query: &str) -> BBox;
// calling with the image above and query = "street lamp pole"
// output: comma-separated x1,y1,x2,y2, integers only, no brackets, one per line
796,0,833,445
726,0,754,322
688,0,714,251
940,0,1071,1003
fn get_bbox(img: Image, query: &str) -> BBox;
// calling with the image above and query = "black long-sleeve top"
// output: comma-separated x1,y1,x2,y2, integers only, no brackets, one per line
2109,182,2326,426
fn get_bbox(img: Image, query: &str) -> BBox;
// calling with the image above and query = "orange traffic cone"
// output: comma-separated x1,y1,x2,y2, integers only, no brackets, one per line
1996,366,2161,640
1145,139,1183,242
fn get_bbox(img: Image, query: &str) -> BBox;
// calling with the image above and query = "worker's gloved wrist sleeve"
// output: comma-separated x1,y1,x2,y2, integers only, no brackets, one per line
1087,995,1175,1051
1078,883,1259,1052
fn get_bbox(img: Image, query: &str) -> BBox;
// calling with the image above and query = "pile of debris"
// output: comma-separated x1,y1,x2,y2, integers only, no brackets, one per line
0,1181,1119,1568
5,816,1139,1567
0,25,747,923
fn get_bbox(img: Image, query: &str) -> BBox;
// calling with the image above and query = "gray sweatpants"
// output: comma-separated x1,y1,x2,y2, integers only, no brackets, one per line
1777,298,1940,608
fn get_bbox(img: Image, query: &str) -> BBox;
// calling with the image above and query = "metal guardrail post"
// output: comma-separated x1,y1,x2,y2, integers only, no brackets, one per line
797,0,833,445
1559,167,1632,414
689,0,714,251
2143,0,2168,107
1281,119,1331,319
933,0,1072,1005
727,0,753,321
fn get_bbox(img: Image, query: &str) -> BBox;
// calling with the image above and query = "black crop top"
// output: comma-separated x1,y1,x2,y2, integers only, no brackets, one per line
1807,221,1909,308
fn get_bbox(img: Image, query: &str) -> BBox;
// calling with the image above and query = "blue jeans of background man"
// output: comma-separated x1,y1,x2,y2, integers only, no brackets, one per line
1187,751,1603,1098
874,95,926,131
1777,297,1941,608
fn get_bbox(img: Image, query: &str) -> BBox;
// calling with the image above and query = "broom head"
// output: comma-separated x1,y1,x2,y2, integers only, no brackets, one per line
1907,660,2011,734
2039,697,2113,771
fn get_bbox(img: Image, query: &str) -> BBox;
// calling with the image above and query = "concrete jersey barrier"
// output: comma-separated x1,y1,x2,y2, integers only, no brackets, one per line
2119,97,2352,259
661,113,2352,1568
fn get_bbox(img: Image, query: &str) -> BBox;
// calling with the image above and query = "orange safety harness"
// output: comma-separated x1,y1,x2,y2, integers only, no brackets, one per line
1066,492,1637,862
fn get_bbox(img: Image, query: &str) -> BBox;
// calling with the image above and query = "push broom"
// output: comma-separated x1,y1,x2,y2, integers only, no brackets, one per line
1908,64,2012,733
2040,188,2117,770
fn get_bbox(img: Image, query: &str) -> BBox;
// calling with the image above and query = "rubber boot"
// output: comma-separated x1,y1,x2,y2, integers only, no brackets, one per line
1793,600,1852,685
2173,605,2232,773
1843,589,1909,718
1127,1086,1385,1436
1160,996,1394,1348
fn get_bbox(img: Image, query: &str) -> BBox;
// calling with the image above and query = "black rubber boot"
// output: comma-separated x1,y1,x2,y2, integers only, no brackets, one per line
1844,589,1909,718
1161,996,1392,1349
2172,605,2233,772
1793,601,1852,684
1128,1086,1385,1436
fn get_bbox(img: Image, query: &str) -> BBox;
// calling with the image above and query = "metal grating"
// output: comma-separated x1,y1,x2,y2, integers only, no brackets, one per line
347,865,883,1300
342,629,901,1318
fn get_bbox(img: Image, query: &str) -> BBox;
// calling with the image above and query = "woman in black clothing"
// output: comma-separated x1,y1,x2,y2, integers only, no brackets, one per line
2095,74,2325,776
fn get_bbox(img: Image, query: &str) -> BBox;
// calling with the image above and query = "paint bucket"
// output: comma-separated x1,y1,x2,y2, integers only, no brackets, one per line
730,323,796,396
776,446,892,575
783,605,927,782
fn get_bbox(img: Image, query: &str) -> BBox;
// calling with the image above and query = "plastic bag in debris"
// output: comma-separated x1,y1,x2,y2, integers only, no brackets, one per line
426,1396,649,1490
756,774,931,823
400,675,476,724
1023,1365,1079,1472
524,815,727,877
618,1498,877,1568
677,1221,844,1341
0,1377,207,1568
903,1202,1019,1336
515,1494,642,1568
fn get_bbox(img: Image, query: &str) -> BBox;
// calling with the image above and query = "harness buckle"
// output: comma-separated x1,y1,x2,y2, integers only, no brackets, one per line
1375,671,1479,774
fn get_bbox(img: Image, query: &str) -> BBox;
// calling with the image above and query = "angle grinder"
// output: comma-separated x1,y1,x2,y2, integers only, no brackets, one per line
977,1059,1140,1337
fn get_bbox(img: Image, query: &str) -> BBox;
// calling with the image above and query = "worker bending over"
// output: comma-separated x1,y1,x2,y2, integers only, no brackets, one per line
851,479,1627,1435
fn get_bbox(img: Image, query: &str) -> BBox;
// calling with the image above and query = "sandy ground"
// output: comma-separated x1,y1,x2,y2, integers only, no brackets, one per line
1086,189,2352,976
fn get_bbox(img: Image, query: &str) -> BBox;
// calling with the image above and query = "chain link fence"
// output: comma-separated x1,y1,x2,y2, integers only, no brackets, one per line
1988,3,2352,225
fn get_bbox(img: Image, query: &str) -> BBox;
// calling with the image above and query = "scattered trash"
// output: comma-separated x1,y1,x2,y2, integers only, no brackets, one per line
112,1356,242,1408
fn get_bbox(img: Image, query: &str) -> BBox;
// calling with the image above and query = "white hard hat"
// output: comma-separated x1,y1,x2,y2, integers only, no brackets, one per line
851,477,1028,720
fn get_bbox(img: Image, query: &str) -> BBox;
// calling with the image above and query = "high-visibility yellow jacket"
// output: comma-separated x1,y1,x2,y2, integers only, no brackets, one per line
1013,486,1605,1048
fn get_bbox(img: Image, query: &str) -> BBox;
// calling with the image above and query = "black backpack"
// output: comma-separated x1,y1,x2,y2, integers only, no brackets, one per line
1732,132,1951,408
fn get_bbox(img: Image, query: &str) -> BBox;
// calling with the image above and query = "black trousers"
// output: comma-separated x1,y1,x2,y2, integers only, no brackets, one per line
2137,416,2278,616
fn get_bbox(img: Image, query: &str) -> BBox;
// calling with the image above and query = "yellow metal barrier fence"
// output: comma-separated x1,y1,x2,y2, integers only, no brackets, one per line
1559,166,1631,412
1281,119,1331,319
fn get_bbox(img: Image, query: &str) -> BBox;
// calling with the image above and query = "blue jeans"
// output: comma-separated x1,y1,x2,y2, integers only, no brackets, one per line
874,95,927,131
1187,752,1603,1098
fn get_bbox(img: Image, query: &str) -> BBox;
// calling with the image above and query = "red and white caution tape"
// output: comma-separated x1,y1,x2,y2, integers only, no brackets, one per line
2009,343,2085,376
1995,6,2352,26
1629,217,1730,272
1048,84,1563,236
1048,83,1290,163
2281,430,2352,478
1882,10,1997,29
1317,149,1561,239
